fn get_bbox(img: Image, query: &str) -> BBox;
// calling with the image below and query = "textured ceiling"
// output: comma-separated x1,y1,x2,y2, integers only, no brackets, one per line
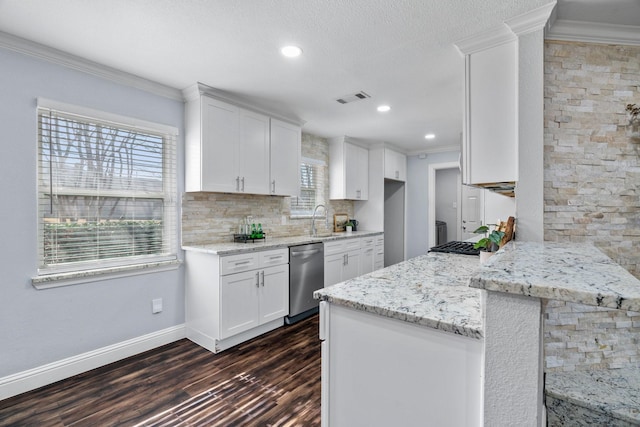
0,0,635,153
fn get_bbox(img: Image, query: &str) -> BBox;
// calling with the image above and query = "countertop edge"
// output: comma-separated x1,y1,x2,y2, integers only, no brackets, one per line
182,230,383,255
316,293,484,339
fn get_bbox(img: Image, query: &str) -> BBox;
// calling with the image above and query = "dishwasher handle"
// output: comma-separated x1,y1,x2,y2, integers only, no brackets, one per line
290,249,320,257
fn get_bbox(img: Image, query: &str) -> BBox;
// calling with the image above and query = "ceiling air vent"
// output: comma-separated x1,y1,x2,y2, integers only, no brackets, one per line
336,91,371,104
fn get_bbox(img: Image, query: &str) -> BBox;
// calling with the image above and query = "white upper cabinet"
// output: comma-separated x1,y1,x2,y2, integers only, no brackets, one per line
238,109,270,194
383,148,407,182
270,118,301,196
459,38,518,186
184,83,301,195
329,137,369,200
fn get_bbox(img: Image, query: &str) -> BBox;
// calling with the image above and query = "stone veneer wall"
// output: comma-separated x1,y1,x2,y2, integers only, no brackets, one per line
181,133,354,246
543,40,640,372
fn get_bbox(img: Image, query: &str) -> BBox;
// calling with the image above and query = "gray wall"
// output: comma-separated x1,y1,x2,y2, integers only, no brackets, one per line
0,47,185,377
406,151,459,259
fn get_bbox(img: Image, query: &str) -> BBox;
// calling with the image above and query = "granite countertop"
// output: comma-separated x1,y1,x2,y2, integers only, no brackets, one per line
314,252,483,339
182,230,383,255
469,241,640,312
546,368,640,424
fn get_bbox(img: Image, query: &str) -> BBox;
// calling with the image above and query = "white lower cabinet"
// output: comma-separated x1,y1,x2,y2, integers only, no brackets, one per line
324,238,361,287
324,234,383,287
320,302,483,426
374,235,385,270
186,248,289,353
359,236,375,275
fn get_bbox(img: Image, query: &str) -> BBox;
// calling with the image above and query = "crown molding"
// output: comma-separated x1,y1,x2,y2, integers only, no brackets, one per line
0,31,184,101
183,82,305,126
546,19,640,46
454,25,515,55
506,2,557,36
455,2,557,55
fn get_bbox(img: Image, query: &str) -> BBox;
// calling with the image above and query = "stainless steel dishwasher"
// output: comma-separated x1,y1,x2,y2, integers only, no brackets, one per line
286,242,324,324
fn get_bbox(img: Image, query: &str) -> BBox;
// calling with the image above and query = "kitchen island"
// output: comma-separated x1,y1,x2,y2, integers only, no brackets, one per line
315,241,640,427
314,252,484,427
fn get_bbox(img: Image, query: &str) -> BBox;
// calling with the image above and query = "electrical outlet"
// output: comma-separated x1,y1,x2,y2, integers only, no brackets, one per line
152,298,163,314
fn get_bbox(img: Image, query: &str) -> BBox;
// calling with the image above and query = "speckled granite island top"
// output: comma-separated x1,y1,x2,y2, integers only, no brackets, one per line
182,230,383,255
314,252,483,339
546,368,640,425
469,241,640,312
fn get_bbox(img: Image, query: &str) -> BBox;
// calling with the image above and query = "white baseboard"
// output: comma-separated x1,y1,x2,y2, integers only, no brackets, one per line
0,324,186,401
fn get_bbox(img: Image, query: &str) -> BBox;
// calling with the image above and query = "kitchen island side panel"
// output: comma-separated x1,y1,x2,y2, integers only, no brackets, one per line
323,303,483,427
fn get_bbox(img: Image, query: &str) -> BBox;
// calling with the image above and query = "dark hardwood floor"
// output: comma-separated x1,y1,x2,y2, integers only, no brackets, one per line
0,315,321,427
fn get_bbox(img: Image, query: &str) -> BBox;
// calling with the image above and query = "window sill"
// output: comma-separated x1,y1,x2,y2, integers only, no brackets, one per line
31,259,182,290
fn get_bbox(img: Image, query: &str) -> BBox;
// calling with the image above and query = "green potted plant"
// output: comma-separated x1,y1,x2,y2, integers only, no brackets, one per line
473,224,505,263
345,220,354,233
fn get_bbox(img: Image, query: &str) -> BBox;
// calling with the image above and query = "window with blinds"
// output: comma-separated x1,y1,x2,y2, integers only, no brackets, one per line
291,157,326,217
37,100,178,273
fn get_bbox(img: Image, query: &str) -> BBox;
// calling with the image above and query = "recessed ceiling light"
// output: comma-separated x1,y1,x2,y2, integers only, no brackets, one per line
377,105,391,112
424,133,436,140
281,45,302,58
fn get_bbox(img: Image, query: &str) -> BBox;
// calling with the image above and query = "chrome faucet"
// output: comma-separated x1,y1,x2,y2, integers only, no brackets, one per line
311,204,328,237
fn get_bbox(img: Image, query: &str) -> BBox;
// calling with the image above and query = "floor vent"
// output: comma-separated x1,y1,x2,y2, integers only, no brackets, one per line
336,91,371,104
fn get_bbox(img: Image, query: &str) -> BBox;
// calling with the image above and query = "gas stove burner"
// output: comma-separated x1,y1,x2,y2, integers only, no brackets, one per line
429,241,479,256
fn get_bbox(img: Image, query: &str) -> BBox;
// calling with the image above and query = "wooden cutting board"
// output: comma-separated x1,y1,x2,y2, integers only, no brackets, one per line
498,216,515,248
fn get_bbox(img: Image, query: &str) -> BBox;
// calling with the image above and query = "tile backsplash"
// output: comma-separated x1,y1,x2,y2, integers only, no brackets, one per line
181,132,354,246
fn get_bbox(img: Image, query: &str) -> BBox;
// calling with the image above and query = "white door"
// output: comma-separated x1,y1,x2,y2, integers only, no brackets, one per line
270,119,301,196
238,109,270,194
324,253,344,287
343,250,360,281
359,246,374,276
259,264,289,323
461,185,483,240
201,97,239,192
220,270,260,339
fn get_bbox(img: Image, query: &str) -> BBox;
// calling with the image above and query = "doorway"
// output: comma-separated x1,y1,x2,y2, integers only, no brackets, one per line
427,161,460,249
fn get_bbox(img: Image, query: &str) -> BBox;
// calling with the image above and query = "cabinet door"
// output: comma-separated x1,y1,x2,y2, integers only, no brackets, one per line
465,40,517,185
238,109,270,194
384,149,406,182
220,270,260,339
345,143,369,200
201,96,240,192
343,250,361,281
270,119,301,196
259,264,289,324
324,253,344,287
360,245,375,276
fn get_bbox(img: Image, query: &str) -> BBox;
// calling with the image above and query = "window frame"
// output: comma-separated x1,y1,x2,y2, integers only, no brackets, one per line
290,157,326,218
34,98,179,285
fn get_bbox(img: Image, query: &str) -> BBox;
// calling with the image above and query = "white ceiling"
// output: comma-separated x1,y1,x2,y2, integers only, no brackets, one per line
0,0,638,154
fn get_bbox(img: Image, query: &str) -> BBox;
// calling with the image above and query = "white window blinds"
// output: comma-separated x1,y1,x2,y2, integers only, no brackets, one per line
291,157,325,217
37,100,177,273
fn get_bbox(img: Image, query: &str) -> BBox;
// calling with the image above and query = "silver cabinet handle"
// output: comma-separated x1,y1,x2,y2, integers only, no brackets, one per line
260,270,265,286
395,170,399,179
255,271,259,287
241,177,245,192
236,176,240,192
272,180,276,193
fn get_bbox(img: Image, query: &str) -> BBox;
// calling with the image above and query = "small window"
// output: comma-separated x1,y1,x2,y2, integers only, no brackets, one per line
36,99,178,274
291,157,325,217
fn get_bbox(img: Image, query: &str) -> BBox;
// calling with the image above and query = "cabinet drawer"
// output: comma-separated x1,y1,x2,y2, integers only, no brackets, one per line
344,238,361,251
220,252,260,275
259,248,289,267
324,240,346,256
375,235,384,246
360,237,375,248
